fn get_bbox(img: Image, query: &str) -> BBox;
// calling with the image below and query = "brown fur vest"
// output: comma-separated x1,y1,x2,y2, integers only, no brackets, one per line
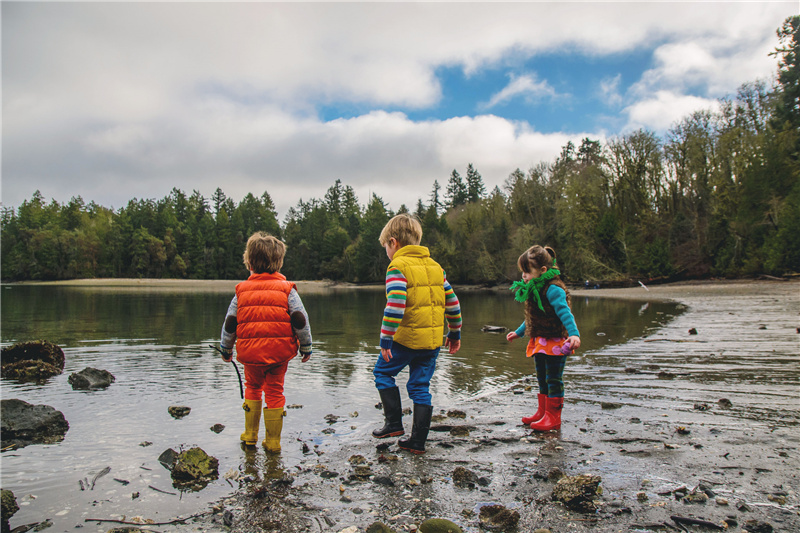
524,278,571,338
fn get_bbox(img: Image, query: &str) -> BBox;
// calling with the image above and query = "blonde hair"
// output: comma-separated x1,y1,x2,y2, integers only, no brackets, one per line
379,213,423,247
243,232,286,274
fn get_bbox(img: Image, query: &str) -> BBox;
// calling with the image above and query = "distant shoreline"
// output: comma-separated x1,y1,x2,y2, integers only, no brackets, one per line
6,277,797,300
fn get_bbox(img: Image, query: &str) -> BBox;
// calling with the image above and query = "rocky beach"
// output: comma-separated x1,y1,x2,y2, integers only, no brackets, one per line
185,279,798,533
3,279,798,533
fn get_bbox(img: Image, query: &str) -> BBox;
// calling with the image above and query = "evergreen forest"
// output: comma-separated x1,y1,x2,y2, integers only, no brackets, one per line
2,16,798,285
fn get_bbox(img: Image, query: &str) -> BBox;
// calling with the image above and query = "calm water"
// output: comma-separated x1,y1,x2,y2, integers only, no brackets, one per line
0,285,680,531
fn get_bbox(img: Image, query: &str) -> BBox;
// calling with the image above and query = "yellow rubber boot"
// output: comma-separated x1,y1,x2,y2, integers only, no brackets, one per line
240,399,262,446
262,407,285,452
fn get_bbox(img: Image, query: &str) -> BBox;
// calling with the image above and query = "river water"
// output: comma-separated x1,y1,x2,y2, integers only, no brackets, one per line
0,284,681,531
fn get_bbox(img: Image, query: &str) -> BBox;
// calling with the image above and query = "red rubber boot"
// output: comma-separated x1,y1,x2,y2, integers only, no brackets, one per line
522,394,547,425
530,397,563,431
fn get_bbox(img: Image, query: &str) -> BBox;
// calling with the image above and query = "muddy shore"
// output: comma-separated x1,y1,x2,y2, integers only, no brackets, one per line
145,279,795,533
8,279,798,533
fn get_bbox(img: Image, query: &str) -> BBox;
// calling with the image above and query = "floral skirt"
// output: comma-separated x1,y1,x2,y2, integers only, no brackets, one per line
526,336,572,357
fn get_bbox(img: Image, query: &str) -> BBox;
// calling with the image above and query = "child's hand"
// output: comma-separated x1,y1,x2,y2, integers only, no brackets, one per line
381,348,393,362
216,345,233,362
566,336,581,352
445,338,460,354
506,332,519,342
301,352,312,363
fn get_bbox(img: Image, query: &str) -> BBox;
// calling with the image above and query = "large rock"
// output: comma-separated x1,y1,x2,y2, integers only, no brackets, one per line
68,367,116,390
1,489,18,533
1,341,65,383
0,399,69,449
551,474,602,513
171,447,218,490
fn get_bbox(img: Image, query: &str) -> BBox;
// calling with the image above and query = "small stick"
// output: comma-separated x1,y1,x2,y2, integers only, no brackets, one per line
643,339,705,343
148,485,177,495
670,515,723,530
91,466,111,489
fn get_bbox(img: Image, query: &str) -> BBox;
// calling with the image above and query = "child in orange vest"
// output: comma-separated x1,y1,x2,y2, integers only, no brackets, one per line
507,245,580,431
219,232,312,451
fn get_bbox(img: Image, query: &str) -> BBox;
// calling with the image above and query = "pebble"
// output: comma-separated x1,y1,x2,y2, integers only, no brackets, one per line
768,494,787,505
716,497,729,505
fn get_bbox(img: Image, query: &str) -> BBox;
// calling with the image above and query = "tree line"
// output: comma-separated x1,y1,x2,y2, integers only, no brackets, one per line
2,16,798,284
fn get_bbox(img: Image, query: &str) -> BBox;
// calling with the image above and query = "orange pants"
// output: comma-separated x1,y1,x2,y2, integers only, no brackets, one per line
243,362,289,407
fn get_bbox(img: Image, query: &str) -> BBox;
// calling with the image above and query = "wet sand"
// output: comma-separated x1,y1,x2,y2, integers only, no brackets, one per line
9,278,798,532
174,279,798,533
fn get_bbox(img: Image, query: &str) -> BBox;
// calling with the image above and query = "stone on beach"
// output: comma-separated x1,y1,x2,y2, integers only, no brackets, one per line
551,474,602,513
0,399,69,449
171,447,219,489
68,367,115,390
168,405,191,419
1,489,18,533
0,340,65,382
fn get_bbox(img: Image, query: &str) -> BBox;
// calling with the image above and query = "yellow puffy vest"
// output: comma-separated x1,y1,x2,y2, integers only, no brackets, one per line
389,245,446,350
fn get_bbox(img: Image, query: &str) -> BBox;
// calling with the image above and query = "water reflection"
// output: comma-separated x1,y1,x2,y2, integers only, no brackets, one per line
0,285,679,531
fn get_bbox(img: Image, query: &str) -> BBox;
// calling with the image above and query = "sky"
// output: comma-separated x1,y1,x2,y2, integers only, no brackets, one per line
2,1,796,221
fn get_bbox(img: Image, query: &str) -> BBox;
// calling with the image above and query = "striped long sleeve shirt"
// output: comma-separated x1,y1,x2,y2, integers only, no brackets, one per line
380,267,462,350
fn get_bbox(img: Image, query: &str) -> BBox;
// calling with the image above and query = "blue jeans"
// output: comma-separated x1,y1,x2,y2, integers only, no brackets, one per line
373,342,439,405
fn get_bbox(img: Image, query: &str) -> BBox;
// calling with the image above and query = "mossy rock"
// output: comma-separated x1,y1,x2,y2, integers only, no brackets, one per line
1,341,65,383
551,474,602,513
171,447,219,486
168,406,191,419
1,489,19,532
419,518,463,533
478,504,520,531
366,522,397,533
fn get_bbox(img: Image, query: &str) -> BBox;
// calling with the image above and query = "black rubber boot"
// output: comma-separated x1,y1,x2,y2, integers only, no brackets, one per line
398,403,433,454
372,386,405,438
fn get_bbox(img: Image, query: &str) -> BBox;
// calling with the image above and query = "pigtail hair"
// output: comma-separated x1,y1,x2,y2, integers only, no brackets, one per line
544,246,556,262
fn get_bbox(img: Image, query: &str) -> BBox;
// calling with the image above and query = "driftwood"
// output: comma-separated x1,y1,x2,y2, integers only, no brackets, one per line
85,511,208,526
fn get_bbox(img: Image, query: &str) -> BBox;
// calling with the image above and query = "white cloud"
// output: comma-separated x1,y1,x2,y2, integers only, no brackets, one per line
482,74,558,110
4,95,589,217
2,1,795,215
623,91,721,133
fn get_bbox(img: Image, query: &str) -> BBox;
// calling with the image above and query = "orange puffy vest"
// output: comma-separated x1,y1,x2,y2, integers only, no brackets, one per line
235,272,299,366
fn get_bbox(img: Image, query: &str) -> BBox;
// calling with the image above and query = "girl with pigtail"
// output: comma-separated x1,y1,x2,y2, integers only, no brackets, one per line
507,245,581,431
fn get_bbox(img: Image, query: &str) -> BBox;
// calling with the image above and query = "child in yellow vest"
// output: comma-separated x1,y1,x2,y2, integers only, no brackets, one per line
372,214,463,454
